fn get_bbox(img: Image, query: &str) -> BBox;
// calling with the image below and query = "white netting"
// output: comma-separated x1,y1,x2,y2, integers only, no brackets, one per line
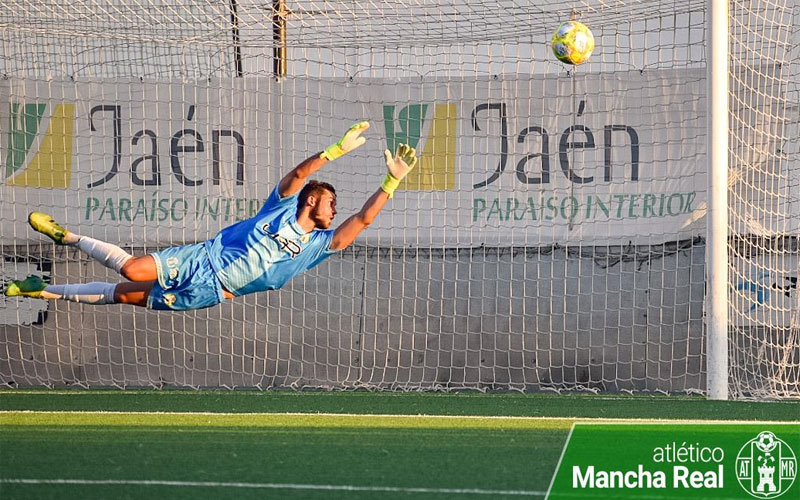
727,1,799,399
0,1,796,398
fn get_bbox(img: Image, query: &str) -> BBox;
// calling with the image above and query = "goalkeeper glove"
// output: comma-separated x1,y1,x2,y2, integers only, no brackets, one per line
320,121,370,161
380,143,418,198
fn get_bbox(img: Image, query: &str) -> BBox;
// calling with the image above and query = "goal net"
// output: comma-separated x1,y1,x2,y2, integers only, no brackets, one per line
0,0,797,398
727,1,799,398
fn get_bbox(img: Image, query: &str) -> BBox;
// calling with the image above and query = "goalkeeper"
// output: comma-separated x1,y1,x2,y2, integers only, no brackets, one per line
4,122,418,310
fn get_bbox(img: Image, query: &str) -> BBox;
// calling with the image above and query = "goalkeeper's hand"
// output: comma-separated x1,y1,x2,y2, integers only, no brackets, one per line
380,143,418,198
320,121,370,161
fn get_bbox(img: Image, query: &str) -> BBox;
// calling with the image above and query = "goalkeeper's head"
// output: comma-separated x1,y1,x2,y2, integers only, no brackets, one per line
298,180,337,229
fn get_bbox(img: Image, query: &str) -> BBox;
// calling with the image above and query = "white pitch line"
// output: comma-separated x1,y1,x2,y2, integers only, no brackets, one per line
0,478,546,497
545,422,576,499
0,410,795,424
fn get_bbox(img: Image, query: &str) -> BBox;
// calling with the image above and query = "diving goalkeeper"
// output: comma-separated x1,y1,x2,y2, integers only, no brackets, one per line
4,122,418,310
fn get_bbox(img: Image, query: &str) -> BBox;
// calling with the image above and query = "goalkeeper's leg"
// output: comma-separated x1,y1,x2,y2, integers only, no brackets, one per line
28,211,156,281
4,277,152,307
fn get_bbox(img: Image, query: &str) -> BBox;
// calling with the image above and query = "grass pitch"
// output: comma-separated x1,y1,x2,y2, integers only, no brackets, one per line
1,390,797,499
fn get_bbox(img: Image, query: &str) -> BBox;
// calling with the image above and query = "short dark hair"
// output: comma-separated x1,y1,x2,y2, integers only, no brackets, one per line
297,180,336,209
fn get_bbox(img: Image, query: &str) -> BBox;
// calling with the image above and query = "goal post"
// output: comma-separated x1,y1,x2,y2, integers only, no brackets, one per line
706,0,730,400
0,1,797,399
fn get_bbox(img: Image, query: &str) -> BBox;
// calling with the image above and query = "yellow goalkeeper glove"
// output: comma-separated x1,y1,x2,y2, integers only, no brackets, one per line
320,121,370,161
380,143,418,198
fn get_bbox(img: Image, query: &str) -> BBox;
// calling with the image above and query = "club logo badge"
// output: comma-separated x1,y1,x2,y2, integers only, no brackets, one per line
736,431,797,498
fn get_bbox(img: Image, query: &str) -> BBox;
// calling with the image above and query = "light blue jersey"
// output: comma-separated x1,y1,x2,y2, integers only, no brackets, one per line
149,243,224,311
204,186,337,296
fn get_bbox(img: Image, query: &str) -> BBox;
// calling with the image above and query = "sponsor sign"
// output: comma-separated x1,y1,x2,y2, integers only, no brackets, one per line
0,70,782,247
547,423,799,499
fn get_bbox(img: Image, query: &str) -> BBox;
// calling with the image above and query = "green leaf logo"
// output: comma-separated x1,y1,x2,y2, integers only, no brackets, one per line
383,103,456,191
4,102,74,188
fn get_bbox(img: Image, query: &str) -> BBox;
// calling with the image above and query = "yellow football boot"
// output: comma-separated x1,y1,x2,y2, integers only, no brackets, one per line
28,212,69,244
4,275,47,298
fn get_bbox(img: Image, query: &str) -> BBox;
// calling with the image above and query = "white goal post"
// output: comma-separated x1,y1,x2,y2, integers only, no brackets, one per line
706,0,730,400
0,1,797,399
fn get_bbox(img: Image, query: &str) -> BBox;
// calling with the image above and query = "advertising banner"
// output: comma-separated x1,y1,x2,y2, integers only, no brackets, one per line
1,70,709,246
548,423,799,499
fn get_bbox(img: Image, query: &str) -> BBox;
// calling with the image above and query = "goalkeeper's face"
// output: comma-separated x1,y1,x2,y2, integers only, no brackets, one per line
310,189,337,229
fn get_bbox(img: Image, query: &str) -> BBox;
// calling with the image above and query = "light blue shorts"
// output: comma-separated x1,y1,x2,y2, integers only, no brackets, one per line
147,243,225,311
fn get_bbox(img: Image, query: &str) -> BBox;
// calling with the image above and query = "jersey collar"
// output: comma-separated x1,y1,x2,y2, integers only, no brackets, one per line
287,216,311,237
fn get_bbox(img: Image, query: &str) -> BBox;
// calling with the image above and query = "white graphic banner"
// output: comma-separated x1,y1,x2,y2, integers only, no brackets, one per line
0,70,714,246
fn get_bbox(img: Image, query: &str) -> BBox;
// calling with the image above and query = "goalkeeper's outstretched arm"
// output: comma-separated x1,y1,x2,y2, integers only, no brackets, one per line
278,121,370,198
330,143,418,251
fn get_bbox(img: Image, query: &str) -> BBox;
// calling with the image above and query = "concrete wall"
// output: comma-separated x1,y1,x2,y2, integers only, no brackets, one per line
0,241,707,392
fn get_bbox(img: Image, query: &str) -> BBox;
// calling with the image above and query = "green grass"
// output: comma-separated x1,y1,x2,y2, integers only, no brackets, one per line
1,422,564,499
0,390,797,499
2,389,799,420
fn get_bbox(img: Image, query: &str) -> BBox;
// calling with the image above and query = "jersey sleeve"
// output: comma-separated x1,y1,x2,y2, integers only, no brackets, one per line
303,229,339,271
257,185,298,219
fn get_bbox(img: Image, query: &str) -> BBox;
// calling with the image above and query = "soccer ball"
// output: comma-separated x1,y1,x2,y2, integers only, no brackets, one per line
755,431,777,453
551,21,595,65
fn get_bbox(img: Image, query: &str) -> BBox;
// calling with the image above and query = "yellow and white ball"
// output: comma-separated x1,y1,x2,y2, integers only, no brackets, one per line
551,21,595,65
